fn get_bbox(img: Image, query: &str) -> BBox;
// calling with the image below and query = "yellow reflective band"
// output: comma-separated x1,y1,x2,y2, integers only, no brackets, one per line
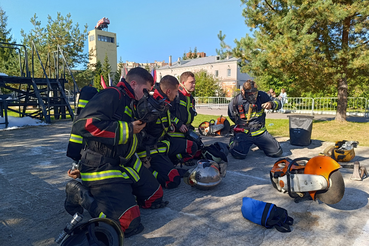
161,140,170,149
81,170,129,181
125,167,140,182
138,147,167,158
186,97,191,124
69,134,83,144
125,134,137,160
229,141,233,146
118,121,129,144
251,127,266,136
99,212,106,218
153,171,158,178
168,132,185,138
274,101,279,109
124,106,132,118
180,100,186,107
244,129,249,134
176,154,182,159
133,155,142,173
173,117,179,124
167,111,171,126
78,99,89,108
156,117,168,124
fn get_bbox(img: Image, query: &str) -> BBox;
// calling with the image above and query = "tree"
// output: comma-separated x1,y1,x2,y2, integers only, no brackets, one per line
21,12,88,78
102,53,111,86
0,7,18,77
193,47,198,58
114,56,124,85
216,31,232,60
93,60,103,91
193,70,223,97
233,0,369,122
182,52,188,60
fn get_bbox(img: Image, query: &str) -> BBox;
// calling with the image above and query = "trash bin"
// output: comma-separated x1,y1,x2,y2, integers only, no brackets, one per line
287,115,314,146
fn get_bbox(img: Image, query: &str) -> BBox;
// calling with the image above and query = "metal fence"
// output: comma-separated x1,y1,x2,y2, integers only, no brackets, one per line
194,96,369,117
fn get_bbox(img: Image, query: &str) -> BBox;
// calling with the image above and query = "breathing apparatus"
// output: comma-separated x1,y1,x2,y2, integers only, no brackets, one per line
131,88,171,123
242,80,258,104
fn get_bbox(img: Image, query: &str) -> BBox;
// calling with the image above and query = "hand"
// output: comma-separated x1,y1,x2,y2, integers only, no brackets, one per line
132,120,146,134
68,169,81,179
179,125,188,133
261,102,273,110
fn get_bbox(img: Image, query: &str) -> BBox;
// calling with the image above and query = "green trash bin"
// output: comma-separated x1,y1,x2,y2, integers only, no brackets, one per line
287,115,314,146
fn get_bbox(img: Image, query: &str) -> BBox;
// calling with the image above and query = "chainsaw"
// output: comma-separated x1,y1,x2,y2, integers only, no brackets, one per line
270,156,345,204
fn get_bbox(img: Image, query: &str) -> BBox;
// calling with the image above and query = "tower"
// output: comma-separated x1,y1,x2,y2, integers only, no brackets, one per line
88,17,117,74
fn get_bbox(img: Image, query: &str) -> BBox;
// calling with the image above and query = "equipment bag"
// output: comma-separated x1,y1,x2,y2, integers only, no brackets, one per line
241,197,294,233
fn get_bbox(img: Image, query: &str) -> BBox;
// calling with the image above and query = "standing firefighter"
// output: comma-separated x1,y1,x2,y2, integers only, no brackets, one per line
65,67,167,238
168,71,200,165
228,80,283,159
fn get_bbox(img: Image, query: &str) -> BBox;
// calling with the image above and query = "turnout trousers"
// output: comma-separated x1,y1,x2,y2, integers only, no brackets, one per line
229,130,283,159
80,152,163,236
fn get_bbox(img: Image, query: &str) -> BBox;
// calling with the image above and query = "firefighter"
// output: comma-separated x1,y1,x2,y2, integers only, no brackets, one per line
136,75,184,189
65,67,167,238
228,80,283,159
168,71,200,166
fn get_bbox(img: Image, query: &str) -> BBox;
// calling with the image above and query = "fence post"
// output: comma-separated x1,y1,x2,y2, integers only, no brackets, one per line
311,98,314,115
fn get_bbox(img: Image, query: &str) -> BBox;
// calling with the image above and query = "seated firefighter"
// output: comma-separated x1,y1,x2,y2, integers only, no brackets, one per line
168,71,202,166
64,67,168,238
136,75,188,189
228,80,283,159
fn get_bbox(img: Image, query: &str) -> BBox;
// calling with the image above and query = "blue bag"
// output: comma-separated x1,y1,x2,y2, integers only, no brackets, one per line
241,197,294,232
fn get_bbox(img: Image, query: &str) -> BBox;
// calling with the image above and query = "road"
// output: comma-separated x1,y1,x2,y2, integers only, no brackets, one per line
0,119,368,245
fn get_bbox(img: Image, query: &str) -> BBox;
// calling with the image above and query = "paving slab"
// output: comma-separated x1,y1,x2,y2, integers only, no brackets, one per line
0,121,368,246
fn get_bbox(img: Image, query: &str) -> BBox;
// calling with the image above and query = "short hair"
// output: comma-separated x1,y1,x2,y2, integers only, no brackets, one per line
126,67,154,86
160,75,179,90
242,80,256,92
180,71,195,83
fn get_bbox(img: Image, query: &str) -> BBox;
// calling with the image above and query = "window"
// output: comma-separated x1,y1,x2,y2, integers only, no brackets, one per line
227,69,231,77
89,35,94,41
97,35,114,43
215,70,219,77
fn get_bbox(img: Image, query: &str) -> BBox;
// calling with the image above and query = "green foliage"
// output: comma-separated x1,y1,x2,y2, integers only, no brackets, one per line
114,57,124,85
231,0,369,120
216,30,232,59
193,70,224,97
93,60,103,91
102,54,111,86
182,52,187,60
0,7,18,77
193,47,198,58
20,12,88,77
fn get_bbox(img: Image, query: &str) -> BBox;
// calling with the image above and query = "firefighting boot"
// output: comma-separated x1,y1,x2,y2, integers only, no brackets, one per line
64,180,95,216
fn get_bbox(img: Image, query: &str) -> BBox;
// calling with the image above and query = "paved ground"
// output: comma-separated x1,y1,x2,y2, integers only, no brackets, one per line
1,117,369,245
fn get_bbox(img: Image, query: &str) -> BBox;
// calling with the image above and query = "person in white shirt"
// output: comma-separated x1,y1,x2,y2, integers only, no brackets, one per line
278,88,288,112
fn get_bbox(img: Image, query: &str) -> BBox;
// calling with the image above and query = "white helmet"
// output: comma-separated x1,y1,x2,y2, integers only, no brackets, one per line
183,159,222,190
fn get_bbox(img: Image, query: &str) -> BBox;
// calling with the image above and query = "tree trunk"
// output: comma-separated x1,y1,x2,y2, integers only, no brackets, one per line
335,16,350,122
336,77,348,121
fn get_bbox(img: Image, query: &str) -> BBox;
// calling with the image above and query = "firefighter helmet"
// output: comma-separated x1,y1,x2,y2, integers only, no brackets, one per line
60,217,124,246
183,159,222,190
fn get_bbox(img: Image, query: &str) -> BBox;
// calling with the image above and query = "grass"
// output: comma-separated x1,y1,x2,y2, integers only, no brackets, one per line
194,114,369,147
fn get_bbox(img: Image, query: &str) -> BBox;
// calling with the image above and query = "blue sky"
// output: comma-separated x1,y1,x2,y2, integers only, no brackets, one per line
1,0,252,65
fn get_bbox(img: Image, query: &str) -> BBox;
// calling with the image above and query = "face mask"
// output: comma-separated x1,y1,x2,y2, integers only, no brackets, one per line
244,91,258,104
132,89,170,123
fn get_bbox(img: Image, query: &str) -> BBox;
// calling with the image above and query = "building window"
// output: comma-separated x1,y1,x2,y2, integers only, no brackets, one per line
97,35,114,43
215,70,219,77
89,35,94,41
227,69,231,77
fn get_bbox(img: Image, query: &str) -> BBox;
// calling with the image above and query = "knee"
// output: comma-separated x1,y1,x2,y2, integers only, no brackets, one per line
230,147,248,159
266,147,283,157
164,169,181,189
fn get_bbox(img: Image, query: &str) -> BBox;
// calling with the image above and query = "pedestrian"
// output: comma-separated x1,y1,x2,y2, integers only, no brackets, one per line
65,67,168,238
228,80,283,159
266,88,276,113
278,88,288,113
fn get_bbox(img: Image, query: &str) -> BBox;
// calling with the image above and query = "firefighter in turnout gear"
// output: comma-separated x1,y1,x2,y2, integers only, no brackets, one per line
168,71,200,166
65,67,167,238
228,80,283,159
137,75,184,189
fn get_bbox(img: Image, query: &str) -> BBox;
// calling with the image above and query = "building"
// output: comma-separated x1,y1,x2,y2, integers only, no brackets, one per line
88,22,117,74
156,55,253,97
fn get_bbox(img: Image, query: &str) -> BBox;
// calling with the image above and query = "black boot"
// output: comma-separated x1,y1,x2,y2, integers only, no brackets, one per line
64,180,95,216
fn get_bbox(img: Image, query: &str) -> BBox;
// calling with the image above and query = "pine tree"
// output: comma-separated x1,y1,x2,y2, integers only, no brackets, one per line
182,52,187,60
233,0,369,121
193,47,198,58
102,53,111,86
0,7,17,76
216,31,231,60
93,60,103,91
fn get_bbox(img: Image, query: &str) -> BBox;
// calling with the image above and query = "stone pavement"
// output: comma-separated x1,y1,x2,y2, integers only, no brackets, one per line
1,120,369,246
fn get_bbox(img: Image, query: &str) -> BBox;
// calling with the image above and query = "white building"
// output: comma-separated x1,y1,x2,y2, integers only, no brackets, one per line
156,55,253,97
